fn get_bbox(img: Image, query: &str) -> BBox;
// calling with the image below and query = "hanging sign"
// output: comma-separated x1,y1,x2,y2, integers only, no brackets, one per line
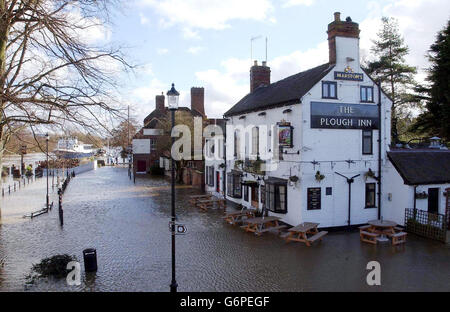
311,102,379,130
278,123,293,148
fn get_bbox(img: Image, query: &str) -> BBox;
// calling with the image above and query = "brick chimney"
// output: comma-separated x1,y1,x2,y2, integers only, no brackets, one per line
327,12,360,64
155,93,165,111
191,87,205,116
250,60,271,93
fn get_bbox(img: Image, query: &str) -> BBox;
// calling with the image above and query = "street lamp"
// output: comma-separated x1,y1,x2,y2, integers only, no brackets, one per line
167,83,179,293
45,133,49,210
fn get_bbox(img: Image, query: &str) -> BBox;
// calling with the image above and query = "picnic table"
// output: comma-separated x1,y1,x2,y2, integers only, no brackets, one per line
188,194,212,205
283,222,328,247
222,210,256,225
368,220,397,242
195,198,226,212
241,216,286,236
360,220,406,245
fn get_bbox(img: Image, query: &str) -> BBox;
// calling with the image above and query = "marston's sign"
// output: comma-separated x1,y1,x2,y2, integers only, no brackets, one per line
334,71,364,81
311,102,379,130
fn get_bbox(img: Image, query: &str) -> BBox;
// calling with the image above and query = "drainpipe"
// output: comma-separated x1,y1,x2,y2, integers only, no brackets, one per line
413,185,417,220
377,81,382,220
223,116,227,199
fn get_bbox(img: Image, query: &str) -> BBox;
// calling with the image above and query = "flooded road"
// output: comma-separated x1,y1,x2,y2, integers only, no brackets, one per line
0,167,448,292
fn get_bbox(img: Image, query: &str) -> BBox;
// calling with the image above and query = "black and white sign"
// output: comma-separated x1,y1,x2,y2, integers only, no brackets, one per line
310,102,379,130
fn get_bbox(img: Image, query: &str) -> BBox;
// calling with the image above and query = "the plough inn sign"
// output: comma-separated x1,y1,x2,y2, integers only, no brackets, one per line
310,102,379,130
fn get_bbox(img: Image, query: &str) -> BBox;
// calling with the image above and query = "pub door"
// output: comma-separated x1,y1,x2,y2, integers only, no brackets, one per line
428,188,439,214
251,186,259,208
216,172,220,193
137,160,146,173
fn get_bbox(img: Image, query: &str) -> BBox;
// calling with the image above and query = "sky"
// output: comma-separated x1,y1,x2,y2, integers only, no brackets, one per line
91,0,450,125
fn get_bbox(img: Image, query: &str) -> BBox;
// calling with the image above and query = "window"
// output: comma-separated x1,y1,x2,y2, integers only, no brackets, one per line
252,127,259,157
322,81,337,99
234,130,240,158
326,187,332,196
362,130,373,155
244,185,249,202
365,183,376,208
208,166,214,187
361,86,374,102
227,172,242,198
307,188,321,210
150,139,157,151
265,182,287,214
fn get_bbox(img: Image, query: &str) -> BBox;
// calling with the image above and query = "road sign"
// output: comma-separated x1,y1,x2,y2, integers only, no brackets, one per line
169,221,188,235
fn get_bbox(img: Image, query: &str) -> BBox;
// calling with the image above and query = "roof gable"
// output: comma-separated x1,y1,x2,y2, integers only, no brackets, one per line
224,63,334,117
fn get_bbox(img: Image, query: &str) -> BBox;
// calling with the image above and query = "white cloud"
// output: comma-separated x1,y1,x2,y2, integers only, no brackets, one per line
182,27,201,40
139,13,150,25
140,0,274,30
195,41,328,117
187,46,205,54
282,0,316,8
157,48,169,55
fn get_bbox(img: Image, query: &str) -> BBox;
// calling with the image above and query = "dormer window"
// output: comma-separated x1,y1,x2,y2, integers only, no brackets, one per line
322,81,337,99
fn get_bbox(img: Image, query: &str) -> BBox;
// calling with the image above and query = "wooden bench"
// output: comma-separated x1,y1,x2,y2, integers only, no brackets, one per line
254,225,287,236
306,231,328,246
360,231,379,245
359,225,371,232
394,226,404,232
391,232,407,246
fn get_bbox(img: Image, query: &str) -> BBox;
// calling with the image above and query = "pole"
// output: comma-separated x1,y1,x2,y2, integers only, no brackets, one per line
46,138,49,210
377,81,382,220
170,108,178,293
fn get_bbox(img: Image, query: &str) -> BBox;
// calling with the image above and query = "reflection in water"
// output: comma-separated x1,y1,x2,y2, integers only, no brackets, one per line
0,167,448,292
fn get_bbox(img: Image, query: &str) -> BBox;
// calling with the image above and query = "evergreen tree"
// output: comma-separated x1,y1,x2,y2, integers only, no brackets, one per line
366,17,418,143
410,20,450,142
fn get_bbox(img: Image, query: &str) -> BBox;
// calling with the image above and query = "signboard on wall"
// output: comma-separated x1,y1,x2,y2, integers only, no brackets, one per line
307,188,321,210
334,71,364,81
132,139,151,154
143,129,164,136
310,102,379,130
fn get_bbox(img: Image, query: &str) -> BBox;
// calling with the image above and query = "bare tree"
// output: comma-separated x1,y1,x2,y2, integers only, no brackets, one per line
0,0,131,218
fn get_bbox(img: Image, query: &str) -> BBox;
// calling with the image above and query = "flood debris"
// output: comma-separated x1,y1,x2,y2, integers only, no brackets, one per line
26,254,77,287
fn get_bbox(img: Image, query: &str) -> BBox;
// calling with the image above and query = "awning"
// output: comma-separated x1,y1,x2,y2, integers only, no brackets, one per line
241,180,259,187
264,177,288,185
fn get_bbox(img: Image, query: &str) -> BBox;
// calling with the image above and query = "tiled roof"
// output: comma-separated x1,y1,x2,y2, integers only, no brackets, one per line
387,150,450,185
224,63,334,117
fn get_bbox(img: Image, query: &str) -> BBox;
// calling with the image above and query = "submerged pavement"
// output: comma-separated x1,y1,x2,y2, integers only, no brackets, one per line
0,166,448,292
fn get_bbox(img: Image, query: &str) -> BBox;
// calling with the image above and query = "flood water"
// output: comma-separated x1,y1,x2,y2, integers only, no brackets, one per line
0,166,448,292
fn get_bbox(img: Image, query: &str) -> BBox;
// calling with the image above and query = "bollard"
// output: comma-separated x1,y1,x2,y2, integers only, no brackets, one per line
83,248,98,272
8,185,10,194
58,188,63,226
14,183,16,192
2,188,4,197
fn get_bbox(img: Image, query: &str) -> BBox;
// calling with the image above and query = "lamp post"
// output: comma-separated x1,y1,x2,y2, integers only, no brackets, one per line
45,133,49,210
167,83,179,293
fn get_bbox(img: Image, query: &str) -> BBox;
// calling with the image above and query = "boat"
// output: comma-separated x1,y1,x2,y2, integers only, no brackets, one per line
54,137,95,159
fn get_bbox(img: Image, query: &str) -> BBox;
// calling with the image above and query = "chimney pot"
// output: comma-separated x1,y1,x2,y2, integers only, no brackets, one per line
334,12,341,22
262,61,267,67
254,60,258,66
190,87,205,116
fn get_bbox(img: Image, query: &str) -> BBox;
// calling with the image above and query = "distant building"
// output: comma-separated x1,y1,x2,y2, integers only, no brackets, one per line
133,88,208,189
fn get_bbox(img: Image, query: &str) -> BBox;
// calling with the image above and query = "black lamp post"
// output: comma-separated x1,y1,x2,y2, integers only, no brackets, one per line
45,133,49,209
167,83,179,293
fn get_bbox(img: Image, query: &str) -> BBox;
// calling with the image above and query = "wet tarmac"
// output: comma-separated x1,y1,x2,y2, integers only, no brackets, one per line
0,167,448,292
